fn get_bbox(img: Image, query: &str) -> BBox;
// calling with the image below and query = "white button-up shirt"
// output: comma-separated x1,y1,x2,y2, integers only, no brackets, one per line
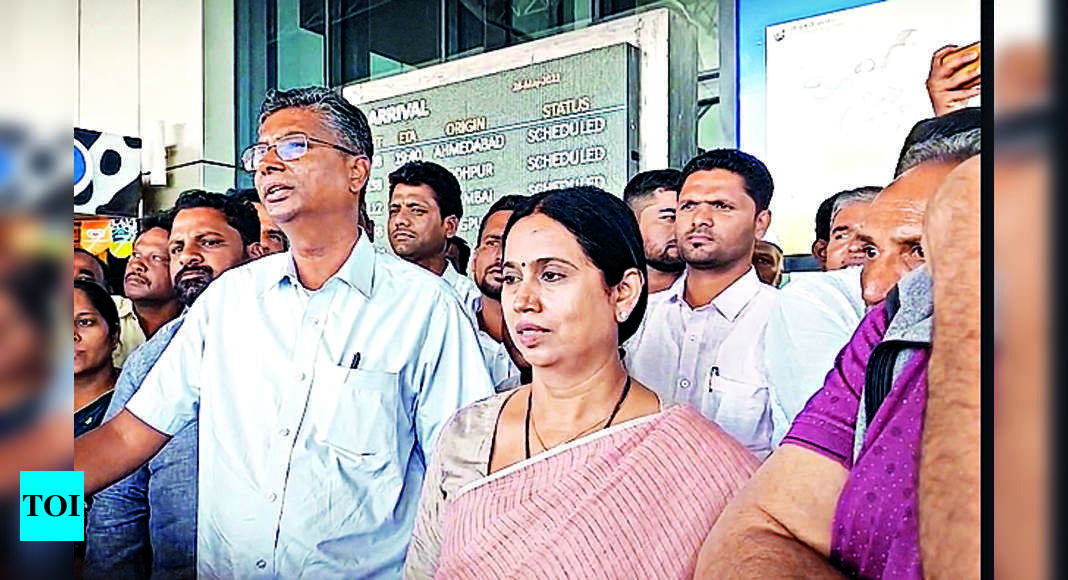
624,268,778,457
441,262,482,323
440,262,518,390
125,233,494,579
765,267,866,446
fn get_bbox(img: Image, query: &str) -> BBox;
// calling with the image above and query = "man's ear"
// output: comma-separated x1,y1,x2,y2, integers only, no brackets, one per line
246,242,267,260
348,156,371,194
812,239,828,266
755,209,771,239
443,216,459,238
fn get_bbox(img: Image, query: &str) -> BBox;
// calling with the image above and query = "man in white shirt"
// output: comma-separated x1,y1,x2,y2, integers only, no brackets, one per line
469,195,531,390
387,160,481,320
622,169,685,294
625,149,779,457
75,87,495,578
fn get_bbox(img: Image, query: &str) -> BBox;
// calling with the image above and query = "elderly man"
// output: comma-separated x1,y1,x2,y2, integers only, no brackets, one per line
698,148,980,578
75,87,494,578
764,127,980,445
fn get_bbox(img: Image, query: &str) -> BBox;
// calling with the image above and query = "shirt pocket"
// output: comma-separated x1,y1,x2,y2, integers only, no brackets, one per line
705,374,772,453
316,365,401,467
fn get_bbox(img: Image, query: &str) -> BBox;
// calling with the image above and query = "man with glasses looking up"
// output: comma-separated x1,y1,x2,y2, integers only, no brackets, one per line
74,87,495,578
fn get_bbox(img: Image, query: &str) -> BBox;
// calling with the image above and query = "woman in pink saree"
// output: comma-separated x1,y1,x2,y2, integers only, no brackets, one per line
404,186,758,579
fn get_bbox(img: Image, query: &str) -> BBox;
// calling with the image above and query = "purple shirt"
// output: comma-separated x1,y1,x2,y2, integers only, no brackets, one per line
783,304,929,579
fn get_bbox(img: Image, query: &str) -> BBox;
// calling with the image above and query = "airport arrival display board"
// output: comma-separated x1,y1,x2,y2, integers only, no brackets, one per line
355,44,639,248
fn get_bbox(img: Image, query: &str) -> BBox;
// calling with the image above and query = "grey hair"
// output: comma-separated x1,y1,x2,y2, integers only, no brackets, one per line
258,87,374,161
895,127,981,177
831,186,880,225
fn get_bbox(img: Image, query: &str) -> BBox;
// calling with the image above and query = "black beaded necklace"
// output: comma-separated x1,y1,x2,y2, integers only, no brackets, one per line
524,376,632,460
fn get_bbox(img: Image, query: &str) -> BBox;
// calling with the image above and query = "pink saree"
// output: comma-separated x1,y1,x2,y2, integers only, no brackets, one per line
436,405,758,579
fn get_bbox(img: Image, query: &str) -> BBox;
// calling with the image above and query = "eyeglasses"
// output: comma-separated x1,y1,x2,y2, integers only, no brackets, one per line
240,133,363,172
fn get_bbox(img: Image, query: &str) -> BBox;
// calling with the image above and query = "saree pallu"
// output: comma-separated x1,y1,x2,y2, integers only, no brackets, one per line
436,405,758,579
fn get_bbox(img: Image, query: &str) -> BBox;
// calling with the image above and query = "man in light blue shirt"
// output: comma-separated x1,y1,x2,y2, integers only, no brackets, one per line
75,87,495,579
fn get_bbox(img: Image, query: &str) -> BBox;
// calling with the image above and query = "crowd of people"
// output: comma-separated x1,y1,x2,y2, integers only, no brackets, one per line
66,43,987,580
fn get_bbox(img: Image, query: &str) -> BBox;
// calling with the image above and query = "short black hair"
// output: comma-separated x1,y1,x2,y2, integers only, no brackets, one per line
258,87,374,161
74,248,110,286
447,237,471,275
503,186,648,345
477,194,527,244
679,149,774,213
171,189,261,246
228,187,261,205
623,169,682,209
388,161,464,220
814,194,838,242
73,279,120,342
140,211,172,235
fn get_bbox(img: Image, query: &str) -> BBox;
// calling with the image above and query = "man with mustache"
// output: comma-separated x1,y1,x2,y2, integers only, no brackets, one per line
385,161,519,390
623,169,685,294
113,214,181,367
85,190,263,580
624,149,778,457
76,87,494,578
388,161,481,320
824,186,879,271
471,195,529,389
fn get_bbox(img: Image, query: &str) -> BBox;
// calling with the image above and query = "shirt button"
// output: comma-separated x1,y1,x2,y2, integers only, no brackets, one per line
688,334,697,342
679,378,691,389
268,492,277,503
310,317,321,326
279,428,290,437
298,372,307,382
256,559,267,569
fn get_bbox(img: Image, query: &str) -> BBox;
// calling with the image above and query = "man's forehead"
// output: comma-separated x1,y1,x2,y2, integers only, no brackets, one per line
679,170,748,200
172,207,232,233
879,161,956,204
135,228,169,246
480,211,511,240
258,107,332,140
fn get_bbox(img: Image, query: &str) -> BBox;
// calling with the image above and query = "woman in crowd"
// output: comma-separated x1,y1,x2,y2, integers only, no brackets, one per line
73,279,120,437
404,186,759,579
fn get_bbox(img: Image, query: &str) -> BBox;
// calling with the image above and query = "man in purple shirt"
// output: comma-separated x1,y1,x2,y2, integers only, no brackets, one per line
694,142,979,577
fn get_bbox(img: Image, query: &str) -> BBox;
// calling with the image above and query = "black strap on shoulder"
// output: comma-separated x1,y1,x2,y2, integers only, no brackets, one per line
865,283,923,427
884,285,901,321
864,340,928,427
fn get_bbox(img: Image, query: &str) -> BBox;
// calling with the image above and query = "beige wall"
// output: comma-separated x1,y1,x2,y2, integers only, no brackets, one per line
75,0,235,214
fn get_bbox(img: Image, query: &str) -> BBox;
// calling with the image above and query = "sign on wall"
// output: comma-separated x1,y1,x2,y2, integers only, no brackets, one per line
761,0,979,253
74,128,142,217
351,44,639,249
